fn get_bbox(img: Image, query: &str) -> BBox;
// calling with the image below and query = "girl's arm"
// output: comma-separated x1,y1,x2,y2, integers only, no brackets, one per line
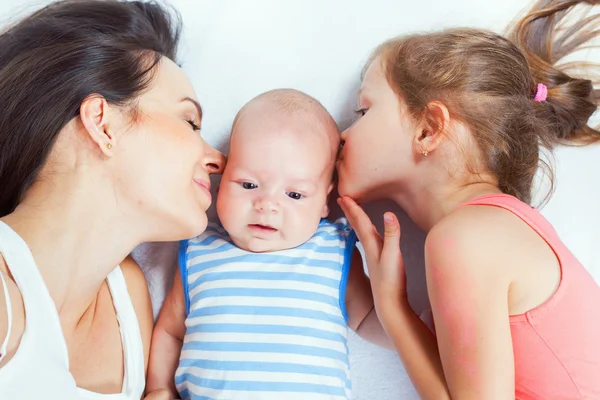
423,208,515,399
339,196,515,400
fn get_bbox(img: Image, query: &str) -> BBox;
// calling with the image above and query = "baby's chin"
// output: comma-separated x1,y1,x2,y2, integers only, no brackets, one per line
231,233,310,253
235,238,295,253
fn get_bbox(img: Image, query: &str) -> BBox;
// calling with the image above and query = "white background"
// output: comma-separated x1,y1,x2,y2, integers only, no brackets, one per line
2,1,599,398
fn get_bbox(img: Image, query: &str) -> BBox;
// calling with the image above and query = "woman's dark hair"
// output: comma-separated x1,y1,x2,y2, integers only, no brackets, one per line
0,0,182,217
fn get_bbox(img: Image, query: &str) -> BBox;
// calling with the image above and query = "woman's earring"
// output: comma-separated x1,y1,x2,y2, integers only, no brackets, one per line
422,149,428,157
106,143,112,150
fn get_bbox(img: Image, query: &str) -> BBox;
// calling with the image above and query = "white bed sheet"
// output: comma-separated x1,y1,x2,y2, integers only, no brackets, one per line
2,1,599,398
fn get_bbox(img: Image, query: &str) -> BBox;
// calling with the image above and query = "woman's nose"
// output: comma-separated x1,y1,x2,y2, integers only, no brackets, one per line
204,144,226,175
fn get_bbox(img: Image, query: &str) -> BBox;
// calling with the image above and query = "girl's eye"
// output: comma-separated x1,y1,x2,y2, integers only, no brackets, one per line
286,192,303,200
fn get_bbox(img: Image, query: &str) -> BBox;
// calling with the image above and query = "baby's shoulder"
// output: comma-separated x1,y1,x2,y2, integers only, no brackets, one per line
187,222,229,246
311,218,354,243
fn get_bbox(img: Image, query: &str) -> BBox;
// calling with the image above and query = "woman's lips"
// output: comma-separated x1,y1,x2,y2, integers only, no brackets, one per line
193,178,212,203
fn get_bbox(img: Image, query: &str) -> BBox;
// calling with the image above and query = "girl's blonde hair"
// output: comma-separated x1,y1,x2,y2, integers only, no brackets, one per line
372,0,599,203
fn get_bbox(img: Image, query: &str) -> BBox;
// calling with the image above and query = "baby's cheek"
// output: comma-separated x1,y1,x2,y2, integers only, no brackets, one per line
292,205,322,236
216,192,240,225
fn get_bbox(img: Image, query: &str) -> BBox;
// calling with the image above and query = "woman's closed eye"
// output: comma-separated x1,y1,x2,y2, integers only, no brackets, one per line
186,119,201,131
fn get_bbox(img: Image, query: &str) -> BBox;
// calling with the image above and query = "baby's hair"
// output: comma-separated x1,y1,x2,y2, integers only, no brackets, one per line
371,0,599,204
259,89,326,115
232,89,340,163
232,88,338,134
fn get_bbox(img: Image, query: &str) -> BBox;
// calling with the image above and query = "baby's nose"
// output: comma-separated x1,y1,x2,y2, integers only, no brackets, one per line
254,197,279,213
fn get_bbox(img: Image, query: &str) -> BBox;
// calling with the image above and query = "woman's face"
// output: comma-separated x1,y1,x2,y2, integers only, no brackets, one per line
337,58,417,203
113,58,225,240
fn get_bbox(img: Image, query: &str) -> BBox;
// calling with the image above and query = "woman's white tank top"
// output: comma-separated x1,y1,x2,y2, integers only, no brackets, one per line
0,221,145,400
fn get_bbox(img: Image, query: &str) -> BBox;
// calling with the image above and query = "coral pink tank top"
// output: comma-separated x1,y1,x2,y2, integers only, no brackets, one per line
463,194,600,399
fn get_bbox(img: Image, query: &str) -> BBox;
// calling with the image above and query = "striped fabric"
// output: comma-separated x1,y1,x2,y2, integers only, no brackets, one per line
175,219,357,400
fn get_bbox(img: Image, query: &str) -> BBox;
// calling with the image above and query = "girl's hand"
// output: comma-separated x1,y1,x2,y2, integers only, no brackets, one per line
338,196,407,320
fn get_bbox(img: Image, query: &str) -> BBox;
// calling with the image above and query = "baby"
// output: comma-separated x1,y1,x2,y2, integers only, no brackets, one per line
148,89,386,400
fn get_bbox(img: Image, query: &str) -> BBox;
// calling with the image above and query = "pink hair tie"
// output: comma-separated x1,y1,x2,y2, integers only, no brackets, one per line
533,83,548,102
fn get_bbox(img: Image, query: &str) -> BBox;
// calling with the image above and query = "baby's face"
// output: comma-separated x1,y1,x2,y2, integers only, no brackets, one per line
216,114,336,252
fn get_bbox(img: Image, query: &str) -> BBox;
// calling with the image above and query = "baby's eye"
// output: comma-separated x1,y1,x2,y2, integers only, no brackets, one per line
241,182,257,190
354,108,368,117
286,192,303,200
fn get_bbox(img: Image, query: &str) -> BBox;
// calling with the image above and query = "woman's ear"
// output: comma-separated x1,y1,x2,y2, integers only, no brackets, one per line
79,94,115,156
412,101,450,156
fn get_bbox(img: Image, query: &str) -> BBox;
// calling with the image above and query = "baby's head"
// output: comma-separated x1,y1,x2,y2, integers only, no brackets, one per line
216,89,339,252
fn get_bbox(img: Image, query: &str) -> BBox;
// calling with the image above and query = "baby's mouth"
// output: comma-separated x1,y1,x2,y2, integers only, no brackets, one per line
248,224,278,234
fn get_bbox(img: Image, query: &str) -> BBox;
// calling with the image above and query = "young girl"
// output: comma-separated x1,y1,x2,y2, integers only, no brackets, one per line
337,0,600,398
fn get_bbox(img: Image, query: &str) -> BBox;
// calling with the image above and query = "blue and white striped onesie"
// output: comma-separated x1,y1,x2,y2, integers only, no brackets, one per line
175,219,357,400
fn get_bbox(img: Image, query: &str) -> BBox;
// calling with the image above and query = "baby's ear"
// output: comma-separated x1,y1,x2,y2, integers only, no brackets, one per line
321,183,335,218
321,204,330,219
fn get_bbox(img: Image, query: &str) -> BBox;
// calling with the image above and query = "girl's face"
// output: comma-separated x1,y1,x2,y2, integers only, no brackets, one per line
337,58,418,203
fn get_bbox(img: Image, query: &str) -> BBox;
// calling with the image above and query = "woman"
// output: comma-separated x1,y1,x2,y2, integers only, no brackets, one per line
0,1,225,399
337,0,600,398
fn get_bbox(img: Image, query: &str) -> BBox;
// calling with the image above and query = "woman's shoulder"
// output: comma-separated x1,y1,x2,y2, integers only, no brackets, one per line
120,256,150,300
119,257,153,327
0,255,25,368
